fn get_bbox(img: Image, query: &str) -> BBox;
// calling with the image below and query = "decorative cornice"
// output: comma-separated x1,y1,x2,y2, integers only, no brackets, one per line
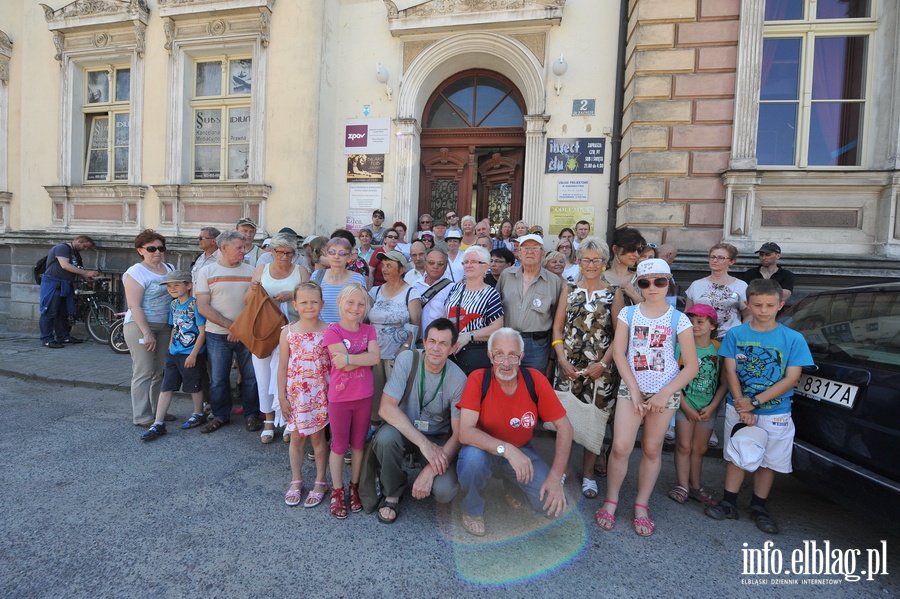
388,0,564,18
157,0,275,18
40,0,149,26
383,0,564,35
0,30,11,85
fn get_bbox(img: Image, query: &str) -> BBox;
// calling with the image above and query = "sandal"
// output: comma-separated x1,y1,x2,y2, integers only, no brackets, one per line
582,478,599,499
504,493,524,510
595,499,617,531
749,506,780,534
284,480,303,507
462,513,486,537
377,497,400,524
330,487,348,519
304,481,329,508
348,482,363,513
668,485,689,504
593,451,608,478
260,420,275,444
282,429,291,443
199,418,227,434
689,486,717,506
633,503,656,537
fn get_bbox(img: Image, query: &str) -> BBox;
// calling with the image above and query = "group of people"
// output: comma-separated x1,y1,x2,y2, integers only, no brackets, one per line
43,210,808,537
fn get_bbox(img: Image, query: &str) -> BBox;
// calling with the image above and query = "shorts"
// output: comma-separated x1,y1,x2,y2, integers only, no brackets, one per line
722,403,794,473
675,407,715,430
617,384,681,410
161,352,206,393
329,397,372,455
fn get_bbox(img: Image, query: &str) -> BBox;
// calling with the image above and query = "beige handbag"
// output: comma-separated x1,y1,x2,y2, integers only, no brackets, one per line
546,385,610,455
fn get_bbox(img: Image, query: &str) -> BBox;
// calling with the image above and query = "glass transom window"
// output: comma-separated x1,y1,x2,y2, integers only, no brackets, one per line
83,67,130,182
426,72,525,129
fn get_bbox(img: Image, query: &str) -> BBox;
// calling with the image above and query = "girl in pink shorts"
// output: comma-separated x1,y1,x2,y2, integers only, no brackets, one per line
324,283,380,519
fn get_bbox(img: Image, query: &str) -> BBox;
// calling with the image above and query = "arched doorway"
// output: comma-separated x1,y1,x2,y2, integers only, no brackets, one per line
419,70,526,226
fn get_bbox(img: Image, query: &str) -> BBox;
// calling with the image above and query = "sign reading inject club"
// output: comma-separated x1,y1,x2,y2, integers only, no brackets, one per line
545,137,606,173
344,118,392,154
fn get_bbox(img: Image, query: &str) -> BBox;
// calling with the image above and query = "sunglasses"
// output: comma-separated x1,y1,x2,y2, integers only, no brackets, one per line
142,246,166,253
420,220,432,224
385,235,399,240
327,250,350,257
637,277,670,289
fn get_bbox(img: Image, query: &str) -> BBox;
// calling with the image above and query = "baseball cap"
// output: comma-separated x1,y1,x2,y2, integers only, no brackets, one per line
261,238,272,248
516,233,544,246
635,258,671,278
161,270,192,285
376,250,408,268
729,423,768,472
685,304,718,325
236,217,258,228
755,242,781,254
433,218,447,227
278,227,298,237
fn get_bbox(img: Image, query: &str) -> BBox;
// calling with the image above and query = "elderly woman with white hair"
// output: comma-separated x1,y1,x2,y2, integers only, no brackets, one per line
245,234,309,443
551,237,624,498
446,245,505,374
459,215,478,250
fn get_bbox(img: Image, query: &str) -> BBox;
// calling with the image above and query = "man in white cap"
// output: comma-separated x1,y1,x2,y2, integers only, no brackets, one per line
496,234,562,373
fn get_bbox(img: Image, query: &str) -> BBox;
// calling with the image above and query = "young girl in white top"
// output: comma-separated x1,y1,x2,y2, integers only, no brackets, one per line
596,259,699,537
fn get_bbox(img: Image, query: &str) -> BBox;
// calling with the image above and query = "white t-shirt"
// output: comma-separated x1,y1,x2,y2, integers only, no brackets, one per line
123,263,175,325
684,277,748,339
617,304,692,394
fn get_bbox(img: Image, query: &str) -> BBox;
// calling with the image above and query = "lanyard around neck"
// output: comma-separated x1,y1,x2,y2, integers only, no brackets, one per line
419,358,446,412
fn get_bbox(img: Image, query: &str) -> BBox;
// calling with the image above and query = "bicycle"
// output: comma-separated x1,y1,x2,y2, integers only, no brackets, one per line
108,313,129,354
71,278,119,344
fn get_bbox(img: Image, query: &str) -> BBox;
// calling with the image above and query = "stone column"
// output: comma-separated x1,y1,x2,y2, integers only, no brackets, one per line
393,118,421,227
523,114,549,225
729,0,765,170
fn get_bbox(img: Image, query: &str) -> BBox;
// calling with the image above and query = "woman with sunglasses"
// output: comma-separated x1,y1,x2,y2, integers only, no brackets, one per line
123,229,176,427
368,228,401,288
446,246,505,374
552,238,624,499
555,239,580,283
684,243,748,340
245,234,309,443
602,227,647,307
313,237,367,324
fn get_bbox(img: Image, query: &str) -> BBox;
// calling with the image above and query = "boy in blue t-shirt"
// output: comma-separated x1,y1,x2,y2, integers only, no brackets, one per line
141,271,207,441
705,279,813,533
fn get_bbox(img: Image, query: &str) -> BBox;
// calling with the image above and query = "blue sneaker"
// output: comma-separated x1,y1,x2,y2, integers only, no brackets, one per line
141,423,167,441
181,413,207,429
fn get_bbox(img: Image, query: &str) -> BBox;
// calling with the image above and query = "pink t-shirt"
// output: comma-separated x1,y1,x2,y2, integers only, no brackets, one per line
323,322,377,402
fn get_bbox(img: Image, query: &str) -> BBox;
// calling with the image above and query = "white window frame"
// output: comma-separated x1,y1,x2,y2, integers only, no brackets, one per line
82,66,133,183
758,7,877,170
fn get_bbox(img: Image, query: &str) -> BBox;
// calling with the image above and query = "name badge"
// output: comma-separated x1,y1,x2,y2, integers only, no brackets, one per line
414,419,429,432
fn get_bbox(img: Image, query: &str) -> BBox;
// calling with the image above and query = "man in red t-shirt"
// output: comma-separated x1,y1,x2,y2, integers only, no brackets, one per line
456,328,573,536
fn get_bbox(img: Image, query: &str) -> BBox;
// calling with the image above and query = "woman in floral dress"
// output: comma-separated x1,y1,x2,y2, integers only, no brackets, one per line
552,237,624,499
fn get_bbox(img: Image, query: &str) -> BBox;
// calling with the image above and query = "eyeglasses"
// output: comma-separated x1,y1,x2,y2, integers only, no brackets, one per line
385,235,399,240
637,277,670,289
142,246,166,253
709,255,730,262
419,220,432,224
519,246,543,253
644,243,658,249
327,250,350,257
198,236,214,241
462,260,487,266
274,250,296,257
491,353,521,365
426,260,446,267
579,257,605,266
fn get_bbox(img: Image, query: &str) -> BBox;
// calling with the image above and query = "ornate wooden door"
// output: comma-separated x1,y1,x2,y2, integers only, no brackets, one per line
419,146,472,220
477,149,524,225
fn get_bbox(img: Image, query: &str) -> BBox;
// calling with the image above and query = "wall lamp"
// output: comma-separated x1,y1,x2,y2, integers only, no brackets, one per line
552,54,568,96
376,63,393,101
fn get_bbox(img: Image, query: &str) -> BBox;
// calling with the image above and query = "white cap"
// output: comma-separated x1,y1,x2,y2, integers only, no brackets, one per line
635,258,671,278
729,423,768,472
516,233,545,247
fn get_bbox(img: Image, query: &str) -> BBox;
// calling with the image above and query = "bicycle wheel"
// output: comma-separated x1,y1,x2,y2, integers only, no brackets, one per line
86,301,118,344
108,319,129,354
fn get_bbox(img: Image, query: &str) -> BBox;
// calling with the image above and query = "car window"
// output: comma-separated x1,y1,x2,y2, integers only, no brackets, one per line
782,289,900,368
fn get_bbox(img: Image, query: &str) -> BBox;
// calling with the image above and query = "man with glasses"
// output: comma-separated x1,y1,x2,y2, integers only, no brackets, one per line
38,235,100,348
370,318,467,523
413,249,454,345
361,209,387,245
739,242,795,303
456,327,573,536
496,234,563,373
195,231,262,434
417,213,434,239
444,211,462,238
191,227,221,281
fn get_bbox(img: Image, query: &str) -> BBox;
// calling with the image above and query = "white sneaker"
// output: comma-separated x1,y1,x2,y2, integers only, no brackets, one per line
709,431,719,447
664,426,676,441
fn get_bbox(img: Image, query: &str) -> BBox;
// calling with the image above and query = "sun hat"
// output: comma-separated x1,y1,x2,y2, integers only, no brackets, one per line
444,230,462,240
635,258,671,278
685,303,718,325
729,423,768,472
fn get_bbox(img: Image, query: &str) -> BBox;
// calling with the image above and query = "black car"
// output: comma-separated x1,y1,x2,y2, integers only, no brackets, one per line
779,282,900,533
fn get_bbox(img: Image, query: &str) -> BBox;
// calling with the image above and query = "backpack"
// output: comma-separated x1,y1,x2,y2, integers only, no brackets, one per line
33,256,48,284
480,366,539,404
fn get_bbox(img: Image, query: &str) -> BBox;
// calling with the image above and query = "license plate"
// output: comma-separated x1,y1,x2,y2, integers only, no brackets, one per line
794,374,858,409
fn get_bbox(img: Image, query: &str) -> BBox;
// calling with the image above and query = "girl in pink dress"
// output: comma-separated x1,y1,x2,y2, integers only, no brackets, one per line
277,282,330,508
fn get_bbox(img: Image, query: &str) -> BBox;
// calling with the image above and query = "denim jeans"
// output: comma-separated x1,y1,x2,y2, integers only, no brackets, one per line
38,275,72,343
520,336,550,373
206,332,260,422
456,442,551,517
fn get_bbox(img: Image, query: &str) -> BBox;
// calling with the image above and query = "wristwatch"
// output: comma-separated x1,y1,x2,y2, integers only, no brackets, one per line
749,396,761,408
496,444,506,457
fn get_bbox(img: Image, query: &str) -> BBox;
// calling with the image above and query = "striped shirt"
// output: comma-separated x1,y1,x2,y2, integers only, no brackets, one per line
194,261,256,335
313,269,367,324
445,283,504,334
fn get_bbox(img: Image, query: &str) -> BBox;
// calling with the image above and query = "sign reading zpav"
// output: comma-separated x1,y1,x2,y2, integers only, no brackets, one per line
344,118,392,154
